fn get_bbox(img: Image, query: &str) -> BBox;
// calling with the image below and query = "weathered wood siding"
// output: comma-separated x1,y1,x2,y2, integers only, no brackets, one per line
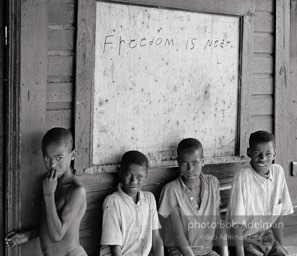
47,0,76,129
287,0,297,204
14,0,297,256
74,1,277,255
251,0,274,133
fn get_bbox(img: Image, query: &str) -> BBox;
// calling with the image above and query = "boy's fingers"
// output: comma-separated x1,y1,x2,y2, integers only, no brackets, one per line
53,169,57,179
6,231,16,239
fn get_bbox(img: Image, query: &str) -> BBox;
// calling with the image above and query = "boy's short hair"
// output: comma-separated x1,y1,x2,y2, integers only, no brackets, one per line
249,130,275,148
120,150,149,172
177,138,203,157
42,127,73,152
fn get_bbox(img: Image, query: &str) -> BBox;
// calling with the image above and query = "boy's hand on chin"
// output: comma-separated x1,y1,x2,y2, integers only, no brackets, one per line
43,169,58,197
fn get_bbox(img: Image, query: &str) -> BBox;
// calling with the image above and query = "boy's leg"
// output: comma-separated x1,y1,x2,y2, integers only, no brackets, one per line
65,246,88,256
243,234,268,256
266,241,289,256
205,250,220,256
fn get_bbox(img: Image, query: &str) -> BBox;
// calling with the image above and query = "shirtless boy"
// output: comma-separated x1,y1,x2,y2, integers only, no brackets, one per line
5,127,87,256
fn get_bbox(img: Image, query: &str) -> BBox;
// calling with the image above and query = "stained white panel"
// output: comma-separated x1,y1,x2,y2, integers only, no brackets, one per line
93,2,240,166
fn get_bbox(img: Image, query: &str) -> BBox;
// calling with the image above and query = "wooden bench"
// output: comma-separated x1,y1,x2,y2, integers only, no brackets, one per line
76,161,297,255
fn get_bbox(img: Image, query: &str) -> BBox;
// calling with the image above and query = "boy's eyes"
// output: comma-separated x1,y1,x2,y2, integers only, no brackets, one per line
252,152,273,157
181,160,201,166
43,156,63,161
123,173,145,180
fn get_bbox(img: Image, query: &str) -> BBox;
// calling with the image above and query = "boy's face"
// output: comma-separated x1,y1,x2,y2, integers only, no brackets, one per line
43,142,74,178
120,164,147,198
247,141,275,175
178,149,204,180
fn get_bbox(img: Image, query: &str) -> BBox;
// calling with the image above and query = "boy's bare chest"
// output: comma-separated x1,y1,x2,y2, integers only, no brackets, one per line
54,186,71,212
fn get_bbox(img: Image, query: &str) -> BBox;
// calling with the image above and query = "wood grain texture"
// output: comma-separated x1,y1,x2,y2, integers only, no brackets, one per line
48,3,75,25
47,83,73,102
47,56,74,77
0,0,4,253
274,0,290,169
19,0,48,255
250,115,273,132
74,0,96,172
46,110,72,129
250,95,273,115
239,14,253,156
287,0,297,204
254,34,274,53
252,56,273,74
254,12,274,33
251,75,273,95
48,29,75,50
255,0,274,12
100,0,256,16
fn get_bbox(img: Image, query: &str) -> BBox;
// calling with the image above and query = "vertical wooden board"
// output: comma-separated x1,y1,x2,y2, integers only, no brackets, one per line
0,0,4,253
19,0,48,255
74,0,96,171
287,0,297,204
239,14,254,156
274,0,290,169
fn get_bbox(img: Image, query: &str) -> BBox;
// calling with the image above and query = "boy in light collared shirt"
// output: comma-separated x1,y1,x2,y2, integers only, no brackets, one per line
158,138,228,256
226,131,293,256
100,150,163,256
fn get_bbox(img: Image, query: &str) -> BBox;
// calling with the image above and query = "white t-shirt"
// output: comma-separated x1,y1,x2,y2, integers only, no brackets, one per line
100,184,160,256
226,163,293,237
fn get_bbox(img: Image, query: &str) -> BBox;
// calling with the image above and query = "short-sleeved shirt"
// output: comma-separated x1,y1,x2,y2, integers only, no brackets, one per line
158,174,221,256
100,184,160,256
226,163,293,237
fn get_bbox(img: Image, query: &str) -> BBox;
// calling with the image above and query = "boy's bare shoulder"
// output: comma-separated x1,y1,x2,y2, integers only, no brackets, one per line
66,177,86,201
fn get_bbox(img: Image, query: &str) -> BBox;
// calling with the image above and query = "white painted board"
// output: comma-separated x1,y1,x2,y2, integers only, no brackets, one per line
93,2,240,166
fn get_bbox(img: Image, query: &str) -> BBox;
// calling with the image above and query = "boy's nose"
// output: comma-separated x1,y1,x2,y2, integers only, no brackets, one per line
131,176,138,183
258,154,265,160
50,160,58,168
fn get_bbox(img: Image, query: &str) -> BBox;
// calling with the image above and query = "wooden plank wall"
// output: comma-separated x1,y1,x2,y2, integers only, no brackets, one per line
287,0,297,204
73,1,276,255
0,0,4,253
251,0,274,133
47,0,76,129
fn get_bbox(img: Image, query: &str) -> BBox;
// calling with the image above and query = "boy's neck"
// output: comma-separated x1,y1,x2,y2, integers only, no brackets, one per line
58,168,74,185
121,187,140,203
182,176,201,190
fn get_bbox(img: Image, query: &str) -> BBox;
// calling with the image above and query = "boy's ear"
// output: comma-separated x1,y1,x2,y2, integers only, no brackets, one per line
71,149,76,160
201,157,205,167
247,148,251,157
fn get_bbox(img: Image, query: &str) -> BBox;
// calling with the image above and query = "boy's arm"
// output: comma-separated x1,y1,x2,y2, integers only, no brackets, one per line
43,170,86,242
152,229,164,256
271,215,284,245
167,207,194,256
5,228,39,249
110,245,122,256
213,208,228,256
